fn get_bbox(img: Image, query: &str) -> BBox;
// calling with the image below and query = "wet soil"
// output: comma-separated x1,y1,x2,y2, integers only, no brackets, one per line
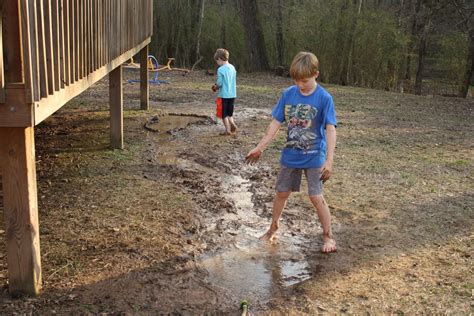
0,70,473,314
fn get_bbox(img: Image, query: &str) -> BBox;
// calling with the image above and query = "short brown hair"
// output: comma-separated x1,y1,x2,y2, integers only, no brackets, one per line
289,52,319,80
214,48,229,61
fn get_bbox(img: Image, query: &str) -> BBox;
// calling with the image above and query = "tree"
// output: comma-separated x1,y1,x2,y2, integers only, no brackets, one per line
460,28,474,97
414,0,448,95
414,0,433,95
275,0,284,66
219,0,227,48
450,0,474,98
345,0,363,86
192,0,206,70
238,0,269,71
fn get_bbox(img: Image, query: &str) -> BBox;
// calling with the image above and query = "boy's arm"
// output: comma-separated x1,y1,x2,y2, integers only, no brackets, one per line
245,119,281,164
216,68,223,88
320,124,336,182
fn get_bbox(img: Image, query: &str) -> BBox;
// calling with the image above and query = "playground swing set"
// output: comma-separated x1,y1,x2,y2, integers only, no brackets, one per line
125,55,190,84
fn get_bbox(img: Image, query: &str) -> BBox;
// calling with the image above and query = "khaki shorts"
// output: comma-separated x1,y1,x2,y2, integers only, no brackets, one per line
276,165,323,196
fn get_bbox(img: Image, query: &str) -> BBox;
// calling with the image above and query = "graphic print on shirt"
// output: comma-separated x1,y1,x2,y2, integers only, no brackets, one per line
284,104,318,151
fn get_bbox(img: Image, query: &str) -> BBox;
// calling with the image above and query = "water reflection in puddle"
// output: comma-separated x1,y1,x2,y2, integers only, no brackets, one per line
202,174,313,302
201,237,313,302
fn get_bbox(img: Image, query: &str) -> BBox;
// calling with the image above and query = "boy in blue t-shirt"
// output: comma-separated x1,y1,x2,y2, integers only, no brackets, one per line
246,52,337,253
212,48,237,135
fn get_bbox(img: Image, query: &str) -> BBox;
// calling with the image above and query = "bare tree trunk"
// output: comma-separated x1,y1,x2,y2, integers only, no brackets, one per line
459,28,474,98
192,0,206,71
404,0,420,91
414,4,433,95
347,0,363,85
275,0,284,66
336,1,349,85
450,0,474,98
219,0,226,47
238,0,269,71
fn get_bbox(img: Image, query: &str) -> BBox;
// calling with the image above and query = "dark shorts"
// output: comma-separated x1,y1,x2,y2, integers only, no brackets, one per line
276,165,323,196
221,98,235,118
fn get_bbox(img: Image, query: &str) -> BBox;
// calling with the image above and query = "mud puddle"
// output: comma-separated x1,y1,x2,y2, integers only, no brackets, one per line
202,174,314,303
145,113,211,133
145,114,317,306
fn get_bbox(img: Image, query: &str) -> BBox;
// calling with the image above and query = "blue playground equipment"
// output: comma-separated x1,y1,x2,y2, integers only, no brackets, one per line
127,55,169,85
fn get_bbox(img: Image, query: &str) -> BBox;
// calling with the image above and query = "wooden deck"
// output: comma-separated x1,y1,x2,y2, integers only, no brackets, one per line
0,0,153,296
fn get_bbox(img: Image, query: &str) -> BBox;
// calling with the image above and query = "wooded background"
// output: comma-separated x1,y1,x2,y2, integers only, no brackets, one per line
149,0,473,97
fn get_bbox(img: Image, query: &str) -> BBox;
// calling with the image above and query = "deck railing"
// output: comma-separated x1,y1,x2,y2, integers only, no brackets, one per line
0,0,153,127
0,0,152,296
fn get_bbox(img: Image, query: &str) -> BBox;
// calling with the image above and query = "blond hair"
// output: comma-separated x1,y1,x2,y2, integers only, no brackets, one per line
289,52,319,80
214,48,229,61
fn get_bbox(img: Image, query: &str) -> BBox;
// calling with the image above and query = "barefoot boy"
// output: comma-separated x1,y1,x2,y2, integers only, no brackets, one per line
212,48,237,135
246,52,337,253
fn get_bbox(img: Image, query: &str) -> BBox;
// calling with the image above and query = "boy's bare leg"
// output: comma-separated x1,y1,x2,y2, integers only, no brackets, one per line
260,191,291,241
309,194,337,253
229,117,237,133
222,117,232,134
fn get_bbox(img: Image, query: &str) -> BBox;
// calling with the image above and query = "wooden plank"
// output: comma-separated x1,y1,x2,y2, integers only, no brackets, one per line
42,0,55,95
83,0,87,78
105,0,109,64
20,0,40,103
30,0,41,101
91,0,94,72
140,45,149,110
109,66,123,149
63,0,70,85
0,7,5,103
118,0,121,56
0,127,42,296
3,1,23,83
0,83,34,127
78,0,83,79
150,0,153,37
85,0,90,75
36,0,48,98
93,0,97,71
111,0,115,60
70,0,77,82
33,38,151,125
95,0,99,70
51,1,61,91
98,0,102,67
56,0,65,89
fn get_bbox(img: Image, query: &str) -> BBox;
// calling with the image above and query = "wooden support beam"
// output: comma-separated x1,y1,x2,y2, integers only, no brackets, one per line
0,127,42,296
109,65,123,149
140,45,149,110
0,10,5,103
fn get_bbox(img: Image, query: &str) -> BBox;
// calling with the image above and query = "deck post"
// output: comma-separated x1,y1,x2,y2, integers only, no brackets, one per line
140,45,149,110
0,127,42,296
109,65,123,149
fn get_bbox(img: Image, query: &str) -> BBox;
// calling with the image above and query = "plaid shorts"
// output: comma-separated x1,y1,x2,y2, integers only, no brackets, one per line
276,165,323,196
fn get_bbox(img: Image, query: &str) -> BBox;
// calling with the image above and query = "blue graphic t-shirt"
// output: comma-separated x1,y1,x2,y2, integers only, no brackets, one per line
272,84,337,168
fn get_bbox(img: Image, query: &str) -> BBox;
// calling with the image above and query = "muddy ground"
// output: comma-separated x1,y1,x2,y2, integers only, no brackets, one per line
0,70,473,314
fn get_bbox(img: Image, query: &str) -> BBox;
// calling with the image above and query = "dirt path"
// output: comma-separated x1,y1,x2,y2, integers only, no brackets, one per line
1,71,472,314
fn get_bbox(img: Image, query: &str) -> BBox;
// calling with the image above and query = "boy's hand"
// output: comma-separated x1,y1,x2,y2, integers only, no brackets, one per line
245,148,262,165
211,84,218,92
320,161,333,183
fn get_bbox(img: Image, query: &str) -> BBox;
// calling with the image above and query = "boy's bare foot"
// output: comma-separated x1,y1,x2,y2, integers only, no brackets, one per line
259,228,278,241
230,122,237,133
322,237,337,254
219,131,232,136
